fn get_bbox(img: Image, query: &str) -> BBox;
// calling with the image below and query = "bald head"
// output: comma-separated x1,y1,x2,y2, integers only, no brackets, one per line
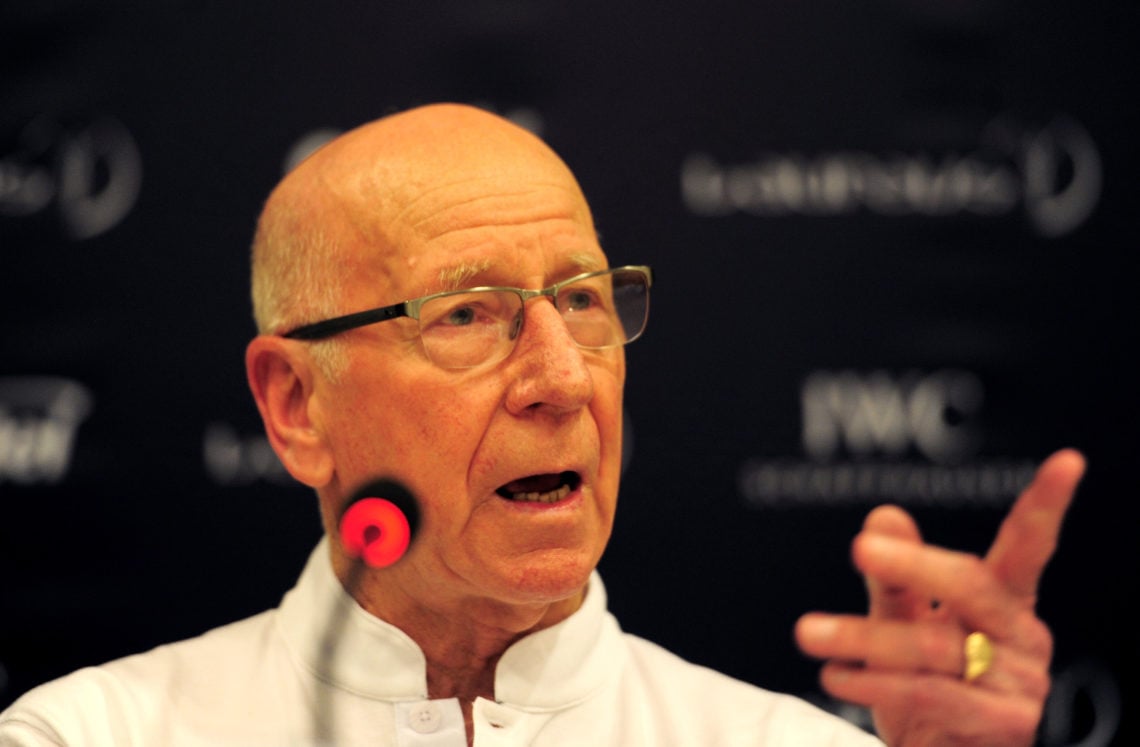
250,104,592,340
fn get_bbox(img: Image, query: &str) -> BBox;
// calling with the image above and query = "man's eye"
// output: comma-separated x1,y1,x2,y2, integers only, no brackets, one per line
565,290,596,311
445,306,476,326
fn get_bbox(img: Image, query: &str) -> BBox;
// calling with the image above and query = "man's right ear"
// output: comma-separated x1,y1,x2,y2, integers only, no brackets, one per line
245,336,334,489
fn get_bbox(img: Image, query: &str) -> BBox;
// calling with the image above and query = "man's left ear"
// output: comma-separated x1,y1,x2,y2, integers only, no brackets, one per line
245,336,334,488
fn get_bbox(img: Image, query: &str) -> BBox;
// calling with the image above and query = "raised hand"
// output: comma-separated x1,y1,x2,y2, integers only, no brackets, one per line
796,449,1086,746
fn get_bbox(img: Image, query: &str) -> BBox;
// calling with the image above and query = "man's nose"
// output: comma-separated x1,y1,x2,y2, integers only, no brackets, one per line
503,297,594,415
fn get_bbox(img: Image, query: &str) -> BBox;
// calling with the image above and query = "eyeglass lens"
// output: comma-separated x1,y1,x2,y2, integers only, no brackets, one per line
416,268,648,369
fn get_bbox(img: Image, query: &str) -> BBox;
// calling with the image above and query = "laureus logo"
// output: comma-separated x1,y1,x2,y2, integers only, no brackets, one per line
0,376,93,485
681,115,1100,238
1,116,142,240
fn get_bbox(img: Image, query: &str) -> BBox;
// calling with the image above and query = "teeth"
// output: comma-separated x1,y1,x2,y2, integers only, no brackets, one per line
512,483,572,503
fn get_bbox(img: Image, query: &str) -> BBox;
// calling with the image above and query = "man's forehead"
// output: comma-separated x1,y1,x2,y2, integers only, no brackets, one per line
293,128,592,254
267,104,605,291
356,185,604,297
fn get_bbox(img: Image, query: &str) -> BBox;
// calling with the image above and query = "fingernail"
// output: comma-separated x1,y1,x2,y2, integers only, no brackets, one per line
799,615,838,642
861,534,898,559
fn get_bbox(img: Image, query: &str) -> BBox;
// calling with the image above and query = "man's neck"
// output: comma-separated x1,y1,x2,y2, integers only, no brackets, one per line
351,573,585,746
337,561,586,703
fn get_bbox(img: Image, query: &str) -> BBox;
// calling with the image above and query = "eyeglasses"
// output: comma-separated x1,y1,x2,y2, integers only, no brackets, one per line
282,265,653,370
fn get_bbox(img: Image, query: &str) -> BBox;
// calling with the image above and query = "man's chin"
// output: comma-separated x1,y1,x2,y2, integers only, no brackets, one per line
492,550,597,605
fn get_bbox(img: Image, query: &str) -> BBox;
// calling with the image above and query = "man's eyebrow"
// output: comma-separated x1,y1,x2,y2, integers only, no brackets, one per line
565,252,605,275
435,253,605,291
438,260,494,291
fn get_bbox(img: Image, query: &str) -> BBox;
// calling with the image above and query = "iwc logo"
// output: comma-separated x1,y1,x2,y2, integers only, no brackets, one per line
738,369,1037,508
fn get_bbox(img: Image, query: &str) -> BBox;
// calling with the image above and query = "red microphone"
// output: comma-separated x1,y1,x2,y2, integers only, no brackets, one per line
338,479,420,568
317,479,420,740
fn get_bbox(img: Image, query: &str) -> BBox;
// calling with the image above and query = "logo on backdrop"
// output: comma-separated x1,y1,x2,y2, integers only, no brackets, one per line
0,116,142,240
0,376,93,485
738,369,1037,507
1040,658,1122,747
801,369,983,465
681,115,1101,238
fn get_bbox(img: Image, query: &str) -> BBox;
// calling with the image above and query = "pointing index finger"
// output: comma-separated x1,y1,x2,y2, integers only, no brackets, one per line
985,449,1086,601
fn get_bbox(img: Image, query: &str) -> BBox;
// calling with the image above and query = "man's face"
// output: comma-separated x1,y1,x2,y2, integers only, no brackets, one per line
311,160,625,612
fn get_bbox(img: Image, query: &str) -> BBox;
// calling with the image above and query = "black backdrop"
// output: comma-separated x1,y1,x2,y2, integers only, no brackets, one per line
2,2,1136,744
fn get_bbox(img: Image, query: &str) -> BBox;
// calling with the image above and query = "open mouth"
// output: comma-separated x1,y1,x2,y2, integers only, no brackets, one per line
496,471,581,504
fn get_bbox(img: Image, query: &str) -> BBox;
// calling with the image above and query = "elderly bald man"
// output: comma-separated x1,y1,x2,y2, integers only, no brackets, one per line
0,103,1084,747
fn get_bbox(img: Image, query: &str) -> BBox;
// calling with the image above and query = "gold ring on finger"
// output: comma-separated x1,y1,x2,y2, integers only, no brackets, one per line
963,631,994,683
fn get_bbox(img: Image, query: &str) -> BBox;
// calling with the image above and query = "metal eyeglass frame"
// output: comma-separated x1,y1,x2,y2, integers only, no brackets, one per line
280,265,653,347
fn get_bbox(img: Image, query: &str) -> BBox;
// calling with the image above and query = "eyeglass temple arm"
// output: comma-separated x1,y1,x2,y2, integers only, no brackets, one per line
282,304,406,340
